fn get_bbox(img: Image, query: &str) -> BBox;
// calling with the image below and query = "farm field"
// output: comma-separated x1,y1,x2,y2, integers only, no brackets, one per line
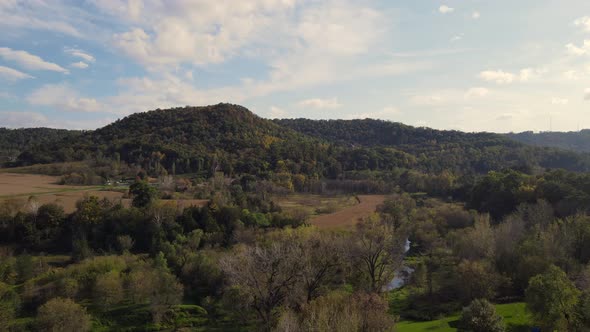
275,194,358,216
396,302,532,332
0,173,208,213
307,195,386,228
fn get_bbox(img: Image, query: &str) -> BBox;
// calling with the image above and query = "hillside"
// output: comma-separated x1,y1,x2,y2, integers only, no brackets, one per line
15,104,340,177
276,118,590,173
0,128,81,165
506,130,590,153
9,104,590,178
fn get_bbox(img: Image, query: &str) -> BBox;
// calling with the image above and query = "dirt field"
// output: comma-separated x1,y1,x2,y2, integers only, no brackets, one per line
0,173,208,213
275,194,358,217
0,173,95,196
308,195,387,229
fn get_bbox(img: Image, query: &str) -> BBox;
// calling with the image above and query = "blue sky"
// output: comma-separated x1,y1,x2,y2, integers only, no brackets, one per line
2,0,590,132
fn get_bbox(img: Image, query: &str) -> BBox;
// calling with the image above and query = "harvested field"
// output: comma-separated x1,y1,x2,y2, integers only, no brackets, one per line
0,173,98,196
0,173,208,213
308,195,386,229
275,194,358,218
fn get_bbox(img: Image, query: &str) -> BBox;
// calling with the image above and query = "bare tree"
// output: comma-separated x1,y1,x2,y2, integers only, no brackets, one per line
348,215,405,293
298,232,344,303
220,241,303,330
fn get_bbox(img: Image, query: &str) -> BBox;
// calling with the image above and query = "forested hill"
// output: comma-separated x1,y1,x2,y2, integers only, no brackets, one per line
15,104,335,176
276,118,590,173
0,128,81,164
275,118,508,147
9,104,590,176
506,130,590,153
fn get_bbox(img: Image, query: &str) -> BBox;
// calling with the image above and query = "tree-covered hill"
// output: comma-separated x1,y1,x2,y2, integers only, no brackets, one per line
9,104,590,178
506,130,590,153
0,128,81,165
276,118,590,173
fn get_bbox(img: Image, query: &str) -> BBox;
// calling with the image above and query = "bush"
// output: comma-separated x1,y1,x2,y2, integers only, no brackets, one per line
458,299,504,332
37,297,92,332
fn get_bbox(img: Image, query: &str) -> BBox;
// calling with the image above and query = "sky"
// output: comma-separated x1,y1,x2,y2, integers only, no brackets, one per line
2,0,590,133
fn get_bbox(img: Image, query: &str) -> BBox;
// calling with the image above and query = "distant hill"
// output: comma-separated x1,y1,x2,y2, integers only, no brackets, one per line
8,104,590,177
506,130,590,153
276,118,590,173
0,128,81,165
14,104,342,176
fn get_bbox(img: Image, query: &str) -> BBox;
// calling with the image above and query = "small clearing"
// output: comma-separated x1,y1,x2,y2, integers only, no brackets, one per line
308,195,386,229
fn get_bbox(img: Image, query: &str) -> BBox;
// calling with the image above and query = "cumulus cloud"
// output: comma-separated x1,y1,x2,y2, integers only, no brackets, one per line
70,61,89,69
298,98,342,109
0,65,33,80
108,1,299,67
479,68,544,84
574,16,590,32
0,1,82,37
0,47,68,73
439,5,454,14
519,68,546,82
28,84,101,112
268,106,287,118
65,48,95,62
566,41,590,56
479,70,516,84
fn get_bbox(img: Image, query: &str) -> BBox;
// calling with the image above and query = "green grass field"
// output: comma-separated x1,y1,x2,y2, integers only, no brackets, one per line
396,302,532,332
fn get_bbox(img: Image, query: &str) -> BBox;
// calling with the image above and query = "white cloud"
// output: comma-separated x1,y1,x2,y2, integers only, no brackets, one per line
478,68,545,84
346,106,400,119
0,111,49,128
551,98,569,105
479,70,516,84
268,106,287,118
574,16,590,32
0,65,33,80
472,11,480,19
108,1,300,67
28,84,101,112
65,48,95,62
519,67,546,82
566,41,590,56
0,47,68,73
74,0,428,110
465,87,489,98
70,61,89,69
298,98,342,109
439,5,454,14
0,6,82,37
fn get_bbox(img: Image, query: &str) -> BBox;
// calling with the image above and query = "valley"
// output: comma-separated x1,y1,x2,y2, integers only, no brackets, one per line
0,104,589,331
